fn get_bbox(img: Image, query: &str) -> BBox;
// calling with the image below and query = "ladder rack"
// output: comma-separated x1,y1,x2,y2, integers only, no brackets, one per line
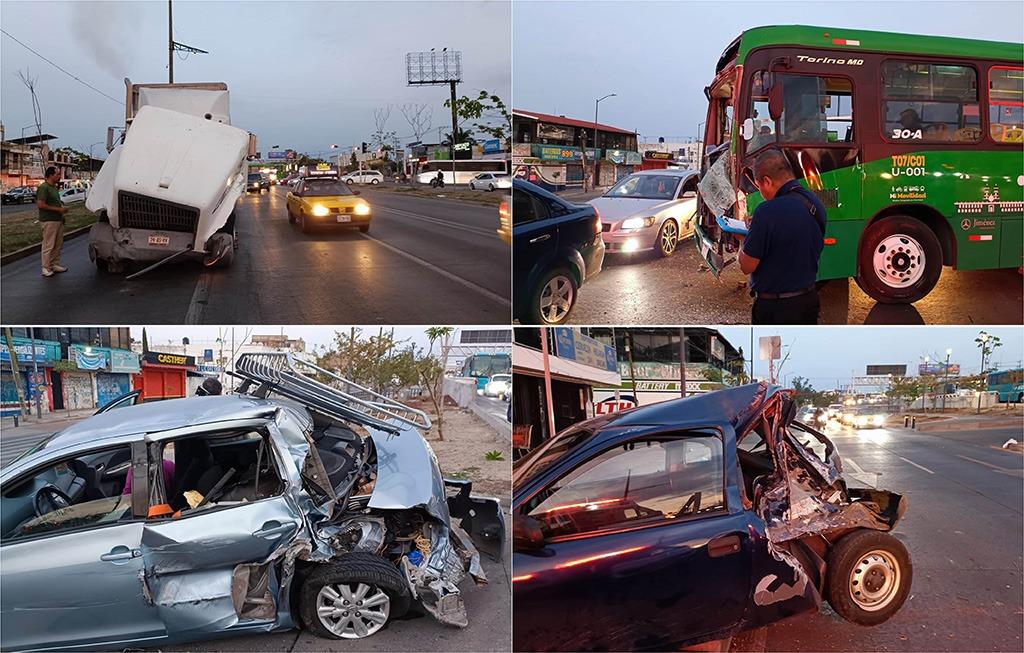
231,352,431,434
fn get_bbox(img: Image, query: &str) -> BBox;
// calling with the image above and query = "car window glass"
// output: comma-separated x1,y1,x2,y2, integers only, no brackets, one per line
300,179,353,197
524,436,725,539
767,73,854,144
512,189,543,225
2,445,134,541
989,67,1023,143
883,61,980,142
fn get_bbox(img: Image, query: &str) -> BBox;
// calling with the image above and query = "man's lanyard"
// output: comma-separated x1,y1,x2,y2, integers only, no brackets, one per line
780,182,825,236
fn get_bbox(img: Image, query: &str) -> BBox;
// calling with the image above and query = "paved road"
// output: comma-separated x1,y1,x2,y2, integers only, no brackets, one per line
731,423,1024,652
566,241,1023,325
0,201,38,216
0,415,88,467
1,187,510,324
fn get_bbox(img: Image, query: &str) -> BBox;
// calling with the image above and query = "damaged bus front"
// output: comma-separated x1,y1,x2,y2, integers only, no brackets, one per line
512,383,910,651
86,79,256,274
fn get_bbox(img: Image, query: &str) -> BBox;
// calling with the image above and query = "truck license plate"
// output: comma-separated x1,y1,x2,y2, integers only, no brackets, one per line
148,235,171,246
337,215,351,223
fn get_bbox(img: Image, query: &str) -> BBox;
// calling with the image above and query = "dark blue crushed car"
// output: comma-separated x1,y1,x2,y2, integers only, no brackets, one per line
513,382,910,651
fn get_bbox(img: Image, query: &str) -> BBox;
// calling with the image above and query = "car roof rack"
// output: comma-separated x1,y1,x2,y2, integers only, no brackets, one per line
230,352,431,434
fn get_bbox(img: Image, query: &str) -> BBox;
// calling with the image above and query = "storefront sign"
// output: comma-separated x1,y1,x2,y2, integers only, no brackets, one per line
267,151,287,160
644,151,674,160
195,364,223,375
144,351,196,367
482,139,502,154
536,122,573,141
0,339,59,365
605,149,627,164
534,145,601,162
110,349,141,374
71,345,108,371
553,328,617,372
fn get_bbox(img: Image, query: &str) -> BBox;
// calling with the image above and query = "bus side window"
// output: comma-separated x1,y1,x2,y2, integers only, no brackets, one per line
882,61,981,143
988,67,1023,144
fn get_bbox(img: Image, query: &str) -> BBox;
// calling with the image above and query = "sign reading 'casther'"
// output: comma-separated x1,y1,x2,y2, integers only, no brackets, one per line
143,352,196,367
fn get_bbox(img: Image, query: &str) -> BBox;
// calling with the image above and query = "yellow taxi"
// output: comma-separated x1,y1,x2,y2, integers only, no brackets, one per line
286,169,372,234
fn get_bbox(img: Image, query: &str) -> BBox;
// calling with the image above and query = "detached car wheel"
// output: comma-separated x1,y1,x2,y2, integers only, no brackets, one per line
528,267,578,325
855,215,942,304
825,530,912,626
299,553,410,640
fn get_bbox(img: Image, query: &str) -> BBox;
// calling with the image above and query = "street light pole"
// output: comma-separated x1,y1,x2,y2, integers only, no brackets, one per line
594,93,616,190
943,348,951,413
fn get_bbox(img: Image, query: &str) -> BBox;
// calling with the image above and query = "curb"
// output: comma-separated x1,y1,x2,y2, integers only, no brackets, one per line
469,400,511,441
916,418,1022,432
0,224,93,266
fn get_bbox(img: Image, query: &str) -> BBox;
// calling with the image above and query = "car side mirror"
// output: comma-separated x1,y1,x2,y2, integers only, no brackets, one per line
513,514,546,552
768,84,783,121
741,118,755,141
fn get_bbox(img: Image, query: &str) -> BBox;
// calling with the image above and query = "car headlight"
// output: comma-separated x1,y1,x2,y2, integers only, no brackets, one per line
312,204,329,217
354,203,370,215
621,216,657,230
873,414,885,426
855,416,867,427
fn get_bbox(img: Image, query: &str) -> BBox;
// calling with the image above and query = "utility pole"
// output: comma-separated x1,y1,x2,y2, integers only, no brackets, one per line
29,327,42,418
579,132,589,193
539,328,556,441
168,0,174,83
679,327,687,399
3,328,30,419
626,331,639,406
449,80,458,162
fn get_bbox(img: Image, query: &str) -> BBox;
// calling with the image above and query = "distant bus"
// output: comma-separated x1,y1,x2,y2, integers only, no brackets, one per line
461,353,512,390
987,369,1024,402
416,159,509,186
695,25,1023,304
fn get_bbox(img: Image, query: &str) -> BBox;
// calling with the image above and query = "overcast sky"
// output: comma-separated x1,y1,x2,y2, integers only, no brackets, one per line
716,326,1023,389
1,0,510,157
514,1,1024,139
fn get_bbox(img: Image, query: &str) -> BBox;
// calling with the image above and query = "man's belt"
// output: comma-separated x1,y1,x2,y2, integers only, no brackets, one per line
754,285,817,300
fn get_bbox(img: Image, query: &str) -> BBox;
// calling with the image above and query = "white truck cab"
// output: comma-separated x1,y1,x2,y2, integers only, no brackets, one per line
86,79,256,272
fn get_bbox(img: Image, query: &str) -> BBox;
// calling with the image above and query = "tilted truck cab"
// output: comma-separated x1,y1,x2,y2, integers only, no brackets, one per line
86,79,257,273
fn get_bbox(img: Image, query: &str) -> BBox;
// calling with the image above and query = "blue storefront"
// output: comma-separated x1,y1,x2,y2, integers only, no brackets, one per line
1,338,61,417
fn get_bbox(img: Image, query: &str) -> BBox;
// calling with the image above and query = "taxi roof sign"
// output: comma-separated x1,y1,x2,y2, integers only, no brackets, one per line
305,165,339,178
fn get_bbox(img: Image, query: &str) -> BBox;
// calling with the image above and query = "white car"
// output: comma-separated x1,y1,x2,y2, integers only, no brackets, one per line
482,373,512,399
588,168,699,258
59,187,88,204
340,169,384,185
469,173,511,192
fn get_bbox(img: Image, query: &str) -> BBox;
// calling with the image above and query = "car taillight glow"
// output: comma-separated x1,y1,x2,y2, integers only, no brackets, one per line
554,545,648,569
593,207,602,234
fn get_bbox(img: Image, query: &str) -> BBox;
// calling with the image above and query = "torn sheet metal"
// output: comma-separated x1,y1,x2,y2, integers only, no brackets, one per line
697,151,737,218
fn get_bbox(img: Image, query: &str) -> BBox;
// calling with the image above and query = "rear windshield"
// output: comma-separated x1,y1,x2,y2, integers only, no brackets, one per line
248,174,261,181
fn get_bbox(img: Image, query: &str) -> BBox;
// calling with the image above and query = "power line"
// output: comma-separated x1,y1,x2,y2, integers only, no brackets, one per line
0,28,121,104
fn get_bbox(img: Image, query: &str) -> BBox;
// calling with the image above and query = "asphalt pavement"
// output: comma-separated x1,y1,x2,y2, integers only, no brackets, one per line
0,186,510,324
730,422,1024,652
566,243,1024,325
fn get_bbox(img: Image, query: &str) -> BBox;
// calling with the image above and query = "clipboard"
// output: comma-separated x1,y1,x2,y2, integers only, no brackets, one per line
716,215,749,236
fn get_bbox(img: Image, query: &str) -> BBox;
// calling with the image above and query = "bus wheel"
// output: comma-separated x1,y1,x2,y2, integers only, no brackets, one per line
856,216,942,304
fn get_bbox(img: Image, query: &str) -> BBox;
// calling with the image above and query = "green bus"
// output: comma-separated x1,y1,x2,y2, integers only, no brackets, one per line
695,25,1023,303
987,369,1024,402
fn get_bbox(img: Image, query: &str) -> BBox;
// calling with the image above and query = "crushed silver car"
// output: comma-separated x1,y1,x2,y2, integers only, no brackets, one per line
0,353,504,651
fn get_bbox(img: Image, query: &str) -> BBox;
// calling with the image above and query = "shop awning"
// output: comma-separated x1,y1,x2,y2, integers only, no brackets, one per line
513,343,621,387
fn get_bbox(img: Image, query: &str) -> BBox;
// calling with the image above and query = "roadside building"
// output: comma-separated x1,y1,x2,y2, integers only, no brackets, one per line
1,328,137,415
512,327,621,455
584,327,745,413
636,140,704,171
512,109,639,191
134,351,195,401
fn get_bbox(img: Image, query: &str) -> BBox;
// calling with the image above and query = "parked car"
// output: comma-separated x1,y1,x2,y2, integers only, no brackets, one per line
513,383,911,651
588,168,699,258
469,173,512,192
247,172,268,193
513,179,604,325
287,176,372,234
1,186,35,204
0,353,503,651
59,186,88,204
340,170,384,186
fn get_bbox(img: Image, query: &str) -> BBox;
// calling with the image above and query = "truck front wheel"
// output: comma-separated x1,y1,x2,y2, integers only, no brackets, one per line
825,530,912,626
855,215,942,304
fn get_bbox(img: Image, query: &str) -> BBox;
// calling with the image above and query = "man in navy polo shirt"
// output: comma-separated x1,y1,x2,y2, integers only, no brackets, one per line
737,149,826,324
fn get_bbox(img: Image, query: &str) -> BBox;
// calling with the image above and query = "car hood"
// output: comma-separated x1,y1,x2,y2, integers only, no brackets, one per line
294,195,364,208
588,197,675,223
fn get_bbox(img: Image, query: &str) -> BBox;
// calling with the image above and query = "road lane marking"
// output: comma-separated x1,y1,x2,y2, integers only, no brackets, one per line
376,206,495,237
956,454,1023,477
185,268,214,324
897,455,935,474
358,234,511,308
844,457,865,474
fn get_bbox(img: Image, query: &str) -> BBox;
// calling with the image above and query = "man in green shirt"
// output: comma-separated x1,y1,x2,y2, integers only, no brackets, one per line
36,166,68,277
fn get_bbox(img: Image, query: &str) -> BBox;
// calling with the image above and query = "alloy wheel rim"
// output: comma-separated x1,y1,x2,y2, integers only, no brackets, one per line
849,549,901,611
540,275,574,323
316,582,390,639
662,222,678,254
873,234,925,288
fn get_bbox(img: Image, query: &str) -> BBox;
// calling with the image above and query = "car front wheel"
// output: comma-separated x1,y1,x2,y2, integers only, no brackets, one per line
825,529,912,626
657,219,679,257
299,553,410,640
370,179,379,185
528,267,578,325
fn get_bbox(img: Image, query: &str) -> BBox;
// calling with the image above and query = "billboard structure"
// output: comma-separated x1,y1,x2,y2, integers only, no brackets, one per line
406,50,463,160
867,365,907,376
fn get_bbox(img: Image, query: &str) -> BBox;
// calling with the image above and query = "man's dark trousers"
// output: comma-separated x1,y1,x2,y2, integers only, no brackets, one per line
751,289,820,324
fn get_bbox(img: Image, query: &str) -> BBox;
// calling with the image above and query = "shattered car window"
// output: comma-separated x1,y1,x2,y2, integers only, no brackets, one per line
697,151,736,217
525,437,726,538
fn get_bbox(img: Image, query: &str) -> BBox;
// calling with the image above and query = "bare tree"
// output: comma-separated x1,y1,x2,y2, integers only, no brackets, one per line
17,69,48,165
372,105,396,155
399,102,433,142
